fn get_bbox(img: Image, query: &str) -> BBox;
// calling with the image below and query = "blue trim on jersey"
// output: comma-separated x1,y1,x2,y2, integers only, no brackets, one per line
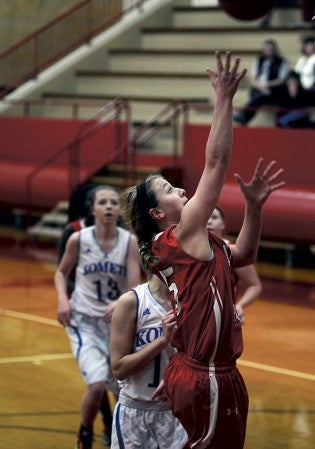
70,325,83,360
115,403,125,448
132,288,139,329
77,230,81,251
126,232,131,256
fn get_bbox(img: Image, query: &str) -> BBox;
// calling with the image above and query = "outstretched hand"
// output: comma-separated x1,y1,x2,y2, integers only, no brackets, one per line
206,51,247,99
235,158,285,206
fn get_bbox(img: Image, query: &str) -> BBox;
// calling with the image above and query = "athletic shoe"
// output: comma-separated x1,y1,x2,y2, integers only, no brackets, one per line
75,427,94,449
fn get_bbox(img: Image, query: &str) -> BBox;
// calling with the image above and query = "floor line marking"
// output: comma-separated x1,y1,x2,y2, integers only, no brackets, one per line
0,308,59,326
0,353,73,364
1,308,314,381
238,359,315,381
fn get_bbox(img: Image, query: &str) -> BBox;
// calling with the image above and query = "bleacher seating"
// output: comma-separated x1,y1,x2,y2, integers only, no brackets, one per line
1,0,314,247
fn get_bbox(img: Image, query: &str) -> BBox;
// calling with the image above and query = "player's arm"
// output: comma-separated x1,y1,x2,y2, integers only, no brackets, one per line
111,292,171,381
57,223,74,263
54,232,79,326
231,158,285,268
234,264,262,321
175,52,246,260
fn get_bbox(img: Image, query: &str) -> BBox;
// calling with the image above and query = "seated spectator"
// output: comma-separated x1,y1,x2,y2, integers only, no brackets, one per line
233,39,289,126
259,0,315,28
294,35,315,93
277,70,314,128
259,0,297,28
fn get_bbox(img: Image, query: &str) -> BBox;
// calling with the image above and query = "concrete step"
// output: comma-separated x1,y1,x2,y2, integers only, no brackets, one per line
172,5,302,29
40,213,68,226
75,71,213,100
41,92,210,123
92,163,161,187
27,225,64,241
27,201,69,243
54,201,69,214
41,89,276,128
74,68,254,105
105,163,160,176
108,49,260,74
140,27,303,62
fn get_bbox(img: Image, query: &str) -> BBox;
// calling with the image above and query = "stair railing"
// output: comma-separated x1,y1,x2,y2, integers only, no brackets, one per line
25,97,130,226
0,0,147,99
128,99,188,185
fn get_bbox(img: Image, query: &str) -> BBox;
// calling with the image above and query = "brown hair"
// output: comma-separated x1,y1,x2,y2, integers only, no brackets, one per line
121,175,162,269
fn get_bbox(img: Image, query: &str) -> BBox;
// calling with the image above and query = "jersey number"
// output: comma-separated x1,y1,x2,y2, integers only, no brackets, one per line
93,278,120,302
148,353,161,388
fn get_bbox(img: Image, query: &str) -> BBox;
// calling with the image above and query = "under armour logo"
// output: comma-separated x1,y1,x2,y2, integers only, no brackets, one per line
227,407,239,416
233,305,241,323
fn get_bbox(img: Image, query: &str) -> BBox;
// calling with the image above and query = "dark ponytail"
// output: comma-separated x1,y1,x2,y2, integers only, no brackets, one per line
121,175,162,270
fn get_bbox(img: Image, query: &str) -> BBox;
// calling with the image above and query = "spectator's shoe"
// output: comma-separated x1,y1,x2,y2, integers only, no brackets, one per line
103,433,111,447
233,110,247,126
75,427,94,449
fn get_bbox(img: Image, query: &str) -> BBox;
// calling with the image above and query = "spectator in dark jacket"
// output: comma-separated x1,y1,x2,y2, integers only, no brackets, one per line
233,39,289,125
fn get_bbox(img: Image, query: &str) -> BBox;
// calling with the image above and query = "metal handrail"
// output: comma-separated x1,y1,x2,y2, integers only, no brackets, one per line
128,99,188,184
0,97,113,118
0,0,147,99
25,98,130,223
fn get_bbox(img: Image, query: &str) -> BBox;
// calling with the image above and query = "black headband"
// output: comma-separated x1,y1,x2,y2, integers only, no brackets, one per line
136,182,151,211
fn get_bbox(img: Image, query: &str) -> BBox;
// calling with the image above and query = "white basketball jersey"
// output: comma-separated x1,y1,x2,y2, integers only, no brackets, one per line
70,225,131,317
118,282,176,410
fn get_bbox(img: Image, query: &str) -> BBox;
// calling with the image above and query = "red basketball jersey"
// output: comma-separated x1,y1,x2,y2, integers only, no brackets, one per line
151,227,243,364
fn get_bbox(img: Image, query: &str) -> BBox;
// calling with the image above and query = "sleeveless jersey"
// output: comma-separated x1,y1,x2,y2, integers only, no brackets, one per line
70,225,131,317
151,227,243,365
225,239,240,292
118,282,176,410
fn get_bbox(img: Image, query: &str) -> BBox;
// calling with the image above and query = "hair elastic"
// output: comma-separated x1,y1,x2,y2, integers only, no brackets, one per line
136,182,151,211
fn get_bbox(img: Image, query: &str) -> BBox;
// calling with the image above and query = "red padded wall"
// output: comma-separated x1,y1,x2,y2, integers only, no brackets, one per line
182,125,315,243
0,116,128,209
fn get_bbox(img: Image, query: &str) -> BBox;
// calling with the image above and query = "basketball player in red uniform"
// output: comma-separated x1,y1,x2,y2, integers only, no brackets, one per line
121,51,285,449
207,206,262,324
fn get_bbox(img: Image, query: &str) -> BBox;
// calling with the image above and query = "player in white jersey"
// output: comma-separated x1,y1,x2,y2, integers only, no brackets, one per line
55,185,141,449
110,274,188,449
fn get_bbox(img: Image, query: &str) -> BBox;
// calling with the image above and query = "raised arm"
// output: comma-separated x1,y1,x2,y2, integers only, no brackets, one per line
231,158,285,267
175,52,246,259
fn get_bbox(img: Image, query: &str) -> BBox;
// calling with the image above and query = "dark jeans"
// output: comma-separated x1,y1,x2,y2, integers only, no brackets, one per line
241,86,286,124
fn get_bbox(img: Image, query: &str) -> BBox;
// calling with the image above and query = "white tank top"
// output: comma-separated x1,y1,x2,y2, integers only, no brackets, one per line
118,282,176,410
70,225,131,317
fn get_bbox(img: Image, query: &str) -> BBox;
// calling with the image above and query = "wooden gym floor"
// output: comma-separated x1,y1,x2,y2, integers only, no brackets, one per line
0,234,314,449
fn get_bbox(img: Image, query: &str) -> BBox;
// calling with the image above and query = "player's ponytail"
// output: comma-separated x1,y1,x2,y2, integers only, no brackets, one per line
121,175,161,270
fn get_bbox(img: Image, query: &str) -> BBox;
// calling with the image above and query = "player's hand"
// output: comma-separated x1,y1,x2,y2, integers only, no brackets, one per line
103,302,116,323
206,51,247,99
57,302,71,326
235,158,285,207
162,310,177,341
